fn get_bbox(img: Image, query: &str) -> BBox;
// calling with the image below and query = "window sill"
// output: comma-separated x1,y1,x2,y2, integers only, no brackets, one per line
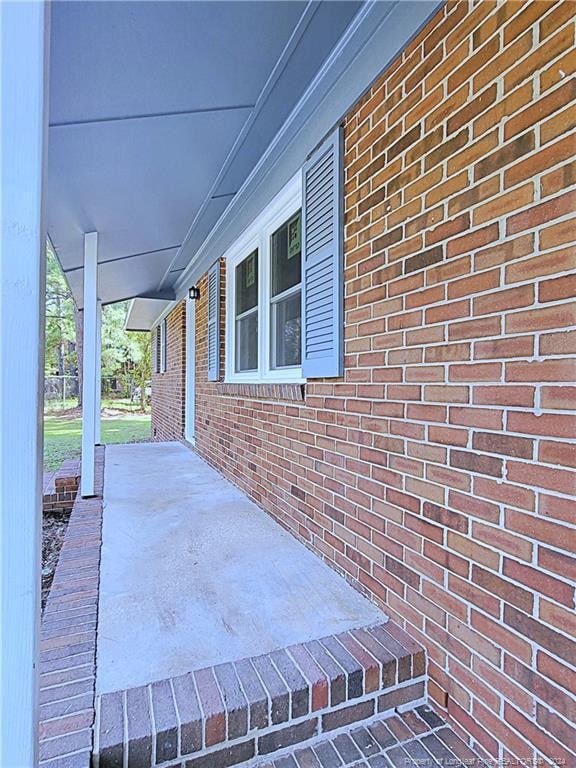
216,382,305,402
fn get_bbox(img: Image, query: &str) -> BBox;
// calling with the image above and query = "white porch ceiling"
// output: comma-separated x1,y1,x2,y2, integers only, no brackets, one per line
47,0,364,307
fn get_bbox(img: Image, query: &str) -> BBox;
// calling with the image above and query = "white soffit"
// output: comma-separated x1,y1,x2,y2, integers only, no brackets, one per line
125,299,172,332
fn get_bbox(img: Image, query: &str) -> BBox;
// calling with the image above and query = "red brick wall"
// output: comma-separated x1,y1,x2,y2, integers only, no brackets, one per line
157,2,576,763
151,302,186,441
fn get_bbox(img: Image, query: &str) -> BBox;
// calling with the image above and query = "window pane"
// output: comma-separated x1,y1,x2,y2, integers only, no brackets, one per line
271,212,301,298
236,311,258,372
235,250,258,315
272,291,301,368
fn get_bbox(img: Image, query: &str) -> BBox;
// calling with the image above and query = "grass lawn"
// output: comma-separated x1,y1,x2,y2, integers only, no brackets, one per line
44,413,151,471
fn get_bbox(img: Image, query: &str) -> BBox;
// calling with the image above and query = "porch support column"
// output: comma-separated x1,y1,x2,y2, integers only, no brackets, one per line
0,2,49,765
80,232,99,497
95,299,102,445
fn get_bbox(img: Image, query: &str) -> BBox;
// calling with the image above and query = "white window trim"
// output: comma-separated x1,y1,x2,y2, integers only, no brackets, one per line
225,173,304,384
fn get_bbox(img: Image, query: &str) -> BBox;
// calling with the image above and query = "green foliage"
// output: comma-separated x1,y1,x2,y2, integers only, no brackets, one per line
45,245,77,375
45,245,151,408
101,303,152,405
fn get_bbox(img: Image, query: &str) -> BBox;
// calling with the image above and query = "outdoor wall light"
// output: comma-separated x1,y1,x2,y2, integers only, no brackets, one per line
189,286,201,300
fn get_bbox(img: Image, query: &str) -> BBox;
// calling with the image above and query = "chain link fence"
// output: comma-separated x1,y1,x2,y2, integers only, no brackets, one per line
44,375,79,403
44,375,128,405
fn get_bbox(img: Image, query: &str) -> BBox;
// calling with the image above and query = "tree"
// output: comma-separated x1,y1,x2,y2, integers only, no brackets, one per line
45,246,151,411
45,245,79,400
100,303,151,409
130,332,151,411
74,307,83,406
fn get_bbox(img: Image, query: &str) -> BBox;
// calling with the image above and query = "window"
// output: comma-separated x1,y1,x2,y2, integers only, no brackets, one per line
270,212,301,369
235,250,258,372
225,174,302,383
221,128,342,383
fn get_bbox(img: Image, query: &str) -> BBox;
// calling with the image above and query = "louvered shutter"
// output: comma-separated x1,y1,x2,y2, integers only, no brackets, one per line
301,128,343,379
160,318,167,373
152,326,159,374
207,261,220,381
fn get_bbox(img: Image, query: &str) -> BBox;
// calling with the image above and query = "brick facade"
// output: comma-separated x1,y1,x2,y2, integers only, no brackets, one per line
151,302,186,441
152,2,576,764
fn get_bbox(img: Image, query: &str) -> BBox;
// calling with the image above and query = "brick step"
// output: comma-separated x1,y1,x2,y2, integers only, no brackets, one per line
253,705,481,768
95,621,426,768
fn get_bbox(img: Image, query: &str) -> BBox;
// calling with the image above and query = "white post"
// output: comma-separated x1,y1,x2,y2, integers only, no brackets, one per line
95,299,102,445
0,2,49,765
81,232,98,497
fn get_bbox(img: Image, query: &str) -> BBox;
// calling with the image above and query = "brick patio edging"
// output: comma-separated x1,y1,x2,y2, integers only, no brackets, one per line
94,622,426,768
39,446,105,767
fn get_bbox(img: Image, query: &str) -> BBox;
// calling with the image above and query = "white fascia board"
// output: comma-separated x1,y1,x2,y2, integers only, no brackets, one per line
173,0,443,297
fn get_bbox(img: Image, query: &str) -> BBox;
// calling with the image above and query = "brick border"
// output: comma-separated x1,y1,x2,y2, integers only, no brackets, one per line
39,446,105,767
94,621,426,767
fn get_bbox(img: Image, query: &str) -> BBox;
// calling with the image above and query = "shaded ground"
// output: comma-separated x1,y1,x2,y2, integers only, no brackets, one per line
44,412,151,470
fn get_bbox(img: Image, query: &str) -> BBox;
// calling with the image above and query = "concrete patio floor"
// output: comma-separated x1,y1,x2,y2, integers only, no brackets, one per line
97,442,385,694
